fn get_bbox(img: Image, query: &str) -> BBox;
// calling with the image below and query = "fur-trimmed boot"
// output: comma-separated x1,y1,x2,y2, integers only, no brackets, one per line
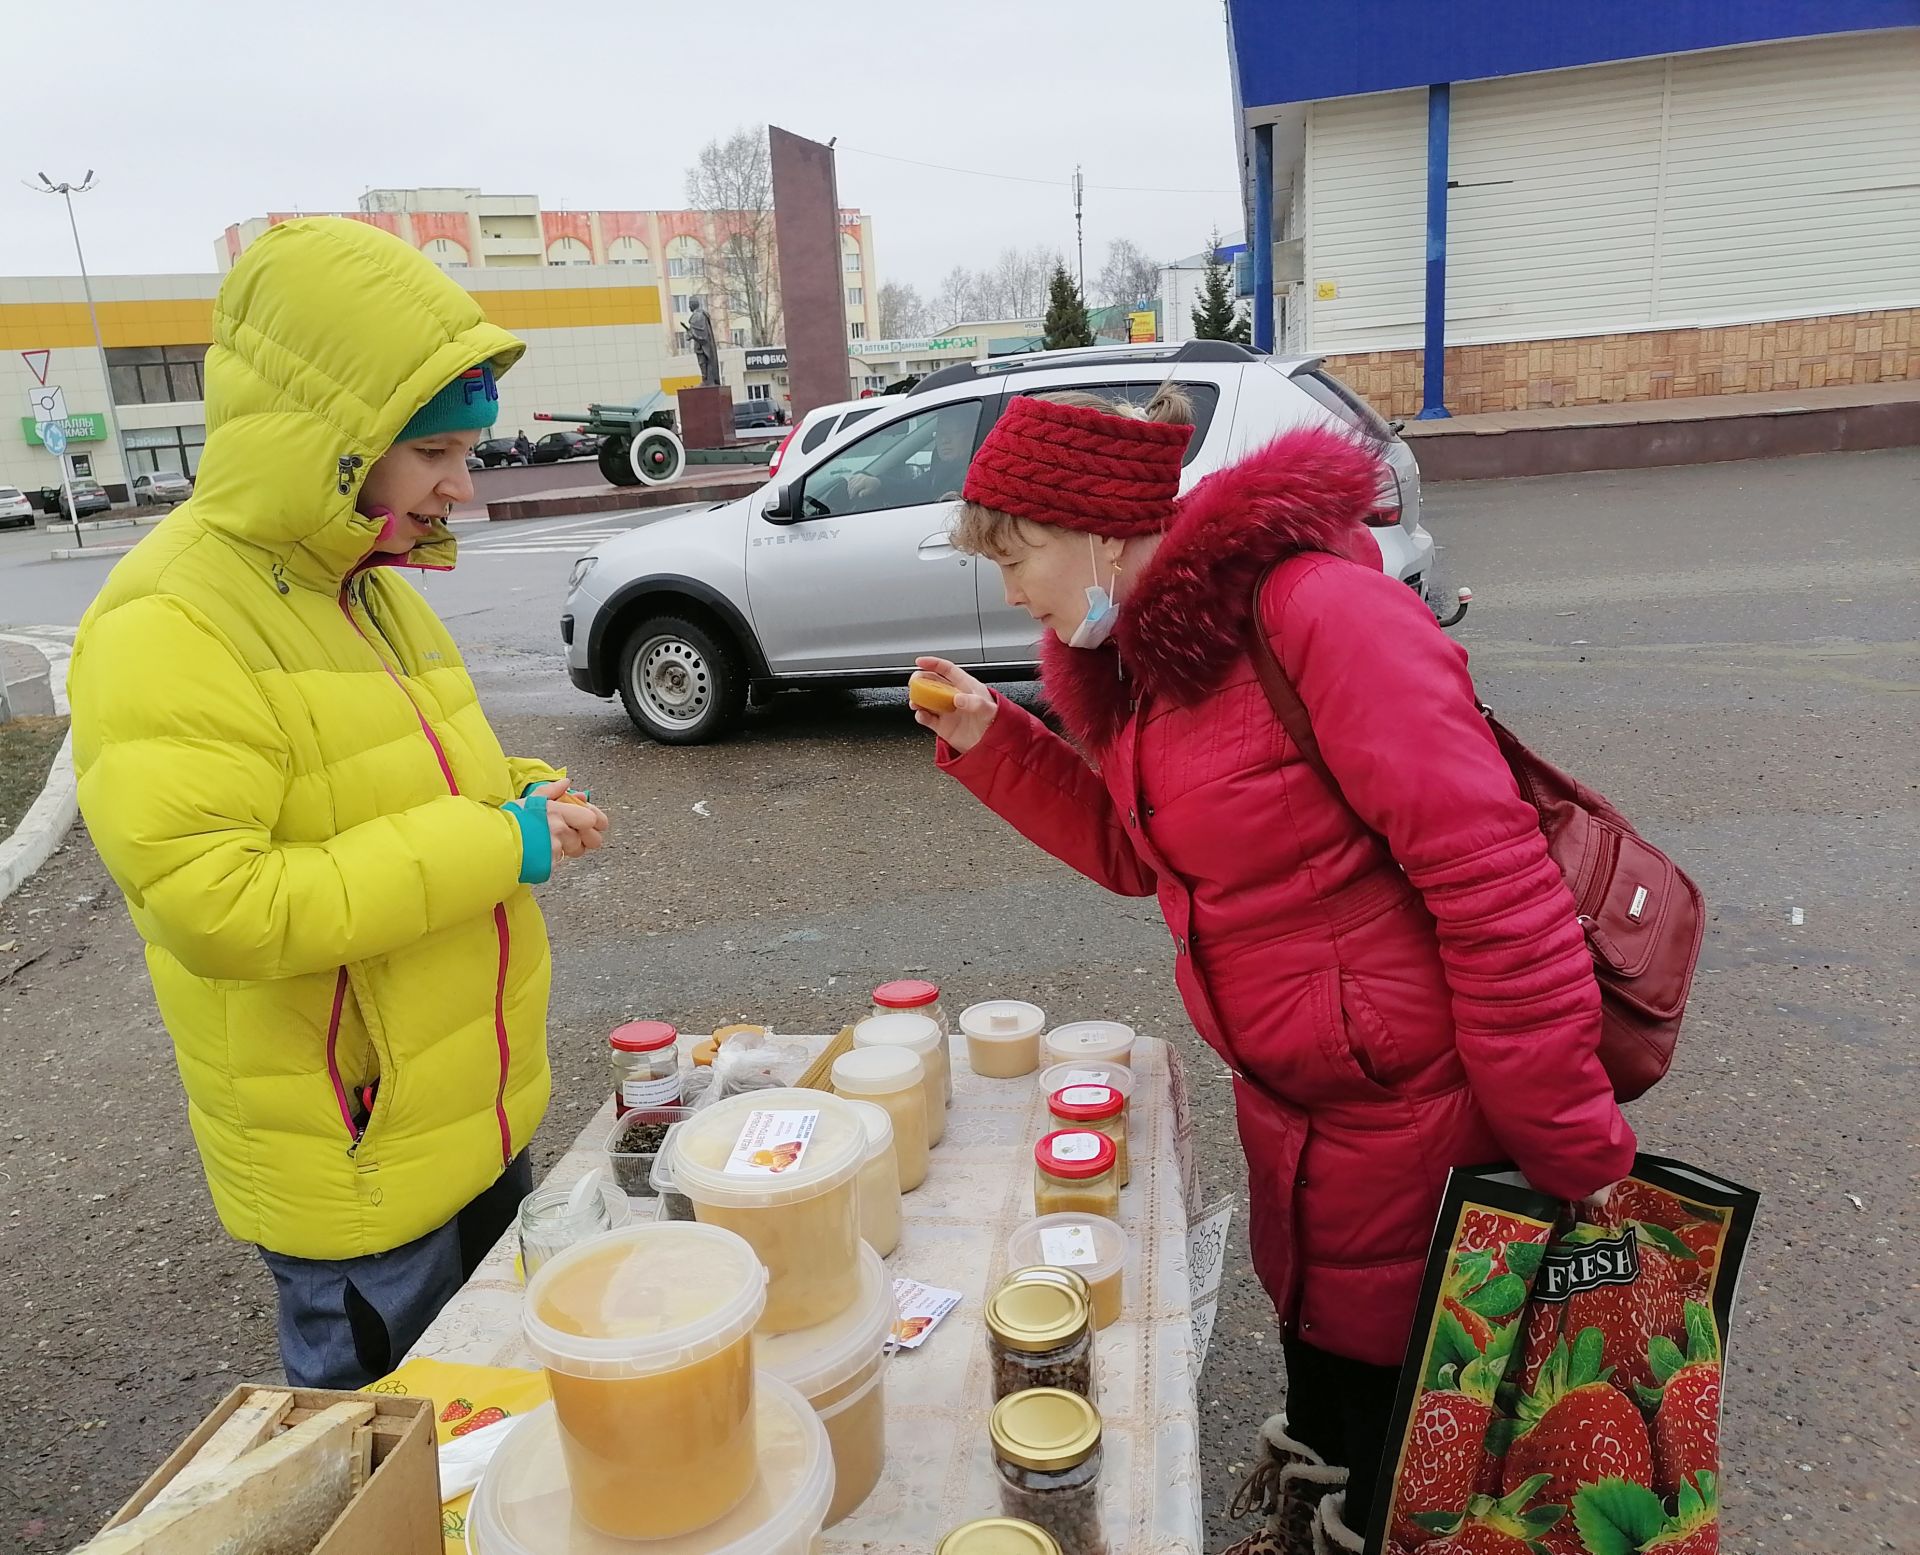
1218,1416,1346,1555
1310,1490,1366,1554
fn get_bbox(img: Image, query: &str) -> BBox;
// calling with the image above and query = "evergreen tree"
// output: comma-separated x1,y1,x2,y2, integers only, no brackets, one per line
1043,263,1095,350
1190,231,1250,344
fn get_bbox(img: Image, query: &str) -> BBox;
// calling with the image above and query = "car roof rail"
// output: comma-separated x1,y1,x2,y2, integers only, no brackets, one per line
908,338,1283,397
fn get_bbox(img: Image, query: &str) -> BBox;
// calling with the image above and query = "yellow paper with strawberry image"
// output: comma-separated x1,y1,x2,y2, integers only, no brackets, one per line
363,1355,552,1554
1371,1156,1757,1555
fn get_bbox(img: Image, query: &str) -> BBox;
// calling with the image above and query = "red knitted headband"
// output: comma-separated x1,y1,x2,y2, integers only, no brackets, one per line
962,394,1193,537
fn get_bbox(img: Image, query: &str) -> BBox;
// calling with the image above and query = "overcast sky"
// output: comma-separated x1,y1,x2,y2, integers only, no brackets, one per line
4,0,1244,295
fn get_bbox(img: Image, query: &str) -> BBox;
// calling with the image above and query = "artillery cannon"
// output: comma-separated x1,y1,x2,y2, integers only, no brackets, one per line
532,394,775,489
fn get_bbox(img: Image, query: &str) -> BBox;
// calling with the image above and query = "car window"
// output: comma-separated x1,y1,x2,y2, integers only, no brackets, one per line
1009,380,1220,467
1294,369,1392,440
796,400,983,520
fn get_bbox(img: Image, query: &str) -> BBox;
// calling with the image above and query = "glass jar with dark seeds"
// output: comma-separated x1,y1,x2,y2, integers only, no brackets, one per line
986,1271,1094,1402
990,1388,1108,1555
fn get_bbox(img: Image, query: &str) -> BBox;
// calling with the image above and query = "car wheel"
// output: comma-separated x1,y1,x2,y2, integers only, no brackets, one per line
616,615,745,745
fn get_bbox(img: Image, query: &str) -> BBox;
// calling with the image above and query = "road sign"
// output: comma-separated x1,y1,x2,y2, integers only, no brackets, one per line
20,350,50,386
41,423,68,456
25,384,66,426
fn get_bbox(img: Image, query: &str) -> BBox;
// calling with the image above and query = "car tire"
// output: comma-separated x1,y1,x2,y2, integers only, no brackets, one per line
616,615,746,746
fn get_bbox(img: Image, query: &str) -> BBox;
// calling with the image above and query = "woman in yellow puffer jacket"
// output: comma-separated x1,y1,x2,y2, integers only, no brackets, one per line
68,218,609,1387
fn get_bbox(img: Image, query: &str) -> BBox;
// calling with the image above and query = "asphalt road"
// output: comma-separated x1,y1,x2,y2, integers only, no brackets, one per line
1,450,1915,1552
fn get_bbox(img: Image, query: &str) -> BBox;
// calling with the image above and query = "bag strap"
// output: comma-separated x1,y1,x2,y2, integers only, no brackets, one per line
1248,566,1340,794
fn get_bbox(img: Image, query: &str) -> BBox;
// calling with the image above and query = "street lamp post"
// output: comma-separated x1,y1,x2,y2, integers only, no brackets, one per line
30,171,138,514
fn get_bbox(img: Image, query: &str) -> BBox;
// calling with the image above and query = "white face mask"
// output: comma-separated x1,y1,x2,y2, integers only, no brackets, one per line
1067,534,1119,651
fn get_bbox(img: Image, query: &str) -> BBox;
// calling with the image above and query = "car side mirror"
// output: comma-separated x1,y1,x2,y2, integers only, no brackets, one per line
761,482,798,523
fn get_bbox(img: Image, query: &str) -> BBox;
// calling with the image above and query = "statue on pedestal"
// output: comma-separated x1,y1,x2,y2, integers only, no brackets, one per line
685,298,721,387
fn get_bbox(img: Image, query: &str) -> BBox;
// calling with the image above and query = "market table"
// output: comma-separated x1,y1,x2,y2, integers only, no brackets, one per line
415,1035,1210,1554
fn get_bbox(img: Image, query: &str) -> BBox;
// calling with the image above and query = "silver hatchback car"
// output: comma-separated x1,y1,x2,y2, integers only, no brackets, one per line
563,341,1438,745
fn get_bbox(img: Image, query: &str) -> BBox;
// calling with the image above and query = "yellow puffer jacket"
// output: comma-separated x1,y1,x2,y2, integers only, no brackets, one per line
70,219,557,1261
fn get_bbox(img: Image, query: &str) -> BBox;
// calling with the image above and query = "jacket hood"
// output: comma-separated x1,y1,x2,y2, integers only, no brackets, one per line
191,218,524,589
1038,423,1384,750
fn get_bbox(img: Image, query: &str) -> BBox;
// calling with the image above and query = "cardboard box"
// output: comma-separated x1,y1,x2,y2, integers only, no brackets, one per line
98,1386,442,1555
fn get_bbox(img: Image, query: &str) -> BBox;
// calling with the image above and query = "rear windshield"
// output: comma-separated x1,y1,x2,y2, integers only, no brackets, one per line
1294,369,1392,440
1009,380,1220,467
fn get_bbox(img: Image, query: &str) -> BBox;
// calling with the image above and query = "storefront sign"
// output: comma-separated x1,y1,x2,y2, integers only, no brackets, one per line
1129,310,1156,343
744,347,789,371
850,336,979,359
21,413,107,445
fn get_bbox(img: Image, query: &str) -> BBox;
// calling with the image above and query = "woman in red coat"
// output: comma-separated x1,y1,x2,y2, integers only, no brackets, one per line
915,389,1635,1553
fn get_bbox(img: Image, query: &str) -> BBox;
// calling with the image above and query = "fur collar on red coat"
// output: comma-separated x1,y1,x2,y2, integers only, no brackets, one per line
1037,424,1384,750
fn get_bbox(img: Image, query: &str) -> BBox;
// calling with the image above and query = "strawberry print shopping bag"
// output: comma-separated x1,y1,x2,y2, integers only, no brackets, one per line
1368,1156,1757,1555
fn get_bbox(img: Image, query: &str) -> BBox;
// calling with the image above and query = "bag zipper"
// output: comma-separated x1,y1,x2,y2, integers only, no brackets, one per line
338,586,515,1167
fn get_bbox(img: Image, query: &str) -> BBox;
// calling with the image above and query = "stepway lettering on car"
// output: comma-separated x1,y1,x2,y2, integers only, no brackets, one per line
751,529,841,546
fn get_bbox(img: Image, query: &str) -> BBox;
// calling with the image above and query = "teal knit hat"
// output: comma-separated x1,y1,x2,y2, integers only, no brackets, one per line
396,363,500,442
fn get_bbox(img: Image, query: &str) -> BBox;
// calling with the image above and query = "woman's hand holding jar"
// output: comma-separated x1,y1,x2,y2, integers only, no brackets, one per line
532,777,610,863
910,657,998,754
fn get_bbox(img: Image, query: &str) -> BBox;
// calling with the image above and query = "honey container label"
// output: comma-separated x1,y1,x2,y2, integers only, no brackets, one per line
723,1108,820,1176
1040,1225,1101,1267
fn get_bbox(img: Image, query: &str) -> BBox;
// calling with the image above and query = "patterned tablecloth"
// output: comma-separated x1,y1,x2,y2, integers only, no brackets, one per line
415,1036,1208,1554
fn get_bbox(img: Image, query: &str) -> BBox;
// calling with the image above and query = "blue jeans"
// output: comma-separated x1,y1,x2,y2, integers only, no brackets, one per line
258,1152,532,1389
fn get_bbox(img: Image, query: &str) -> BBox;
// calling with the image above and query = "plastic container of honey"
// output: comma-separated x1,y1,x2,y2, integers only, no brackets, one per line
853,1012,949,1145
757,1242,898,1525
831,1046,930,1196
520,1222,767,1539
1036,1062,1133,1106
672,1088,868,1333
1046,1084,1128,1187
467,1374,832,1555
1007,1214,1129,1331
1033,1130,1120,1221
841,1096,904,1256
1043,1022,1136,1071
960,1000,1047,1079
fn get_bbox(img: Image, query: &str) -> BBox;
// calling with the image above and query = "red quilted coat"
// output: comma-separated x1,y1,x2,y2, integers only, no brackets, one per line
938,427,1635,1365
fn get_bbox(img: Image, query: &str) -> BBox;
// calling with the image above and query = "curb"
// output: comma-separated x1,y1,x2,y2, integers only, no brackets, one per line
486,471,765,521
0,632,77,906
51,543,136,562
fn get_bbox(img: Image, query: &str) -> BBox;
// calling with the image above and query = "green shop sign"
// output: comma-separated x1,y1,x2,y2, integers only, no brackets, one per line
22,413,108,445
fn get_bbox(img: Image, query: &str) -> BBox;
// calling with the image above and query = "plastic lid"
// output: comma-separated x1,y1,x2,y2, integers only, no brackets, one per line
609,1019,678,1053
830,1044,926,1097
468,1376,831,1555
1034,1129,1117,1181
671,1088,867,1208
1007,1213,1129,1285
959,1000,1046,1041
938,1520,1064,1555
1044,1021,1136,1062
989,1389,1103,1473
986,1274,1089,1353
872,979,941,1009
522,1222,765,1378
1037,1060,1134,1100
756,1243,897,1401
853,1012,943,1056
1048,1084,1123,1123
841,1095,896,1159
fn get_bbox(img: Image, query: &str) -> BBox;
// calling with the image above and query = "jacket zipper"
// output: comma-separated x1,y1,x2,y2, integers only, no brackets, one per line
338,585,515,1167
322,966,361,1149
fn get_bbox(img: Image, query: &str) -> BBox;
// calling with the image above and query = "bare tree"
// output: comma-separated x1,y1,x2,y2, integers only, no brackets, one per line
934,266,979,329
1095,238,1160,310
684,126,781,348
878,280,933,339
981,245,1060,319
